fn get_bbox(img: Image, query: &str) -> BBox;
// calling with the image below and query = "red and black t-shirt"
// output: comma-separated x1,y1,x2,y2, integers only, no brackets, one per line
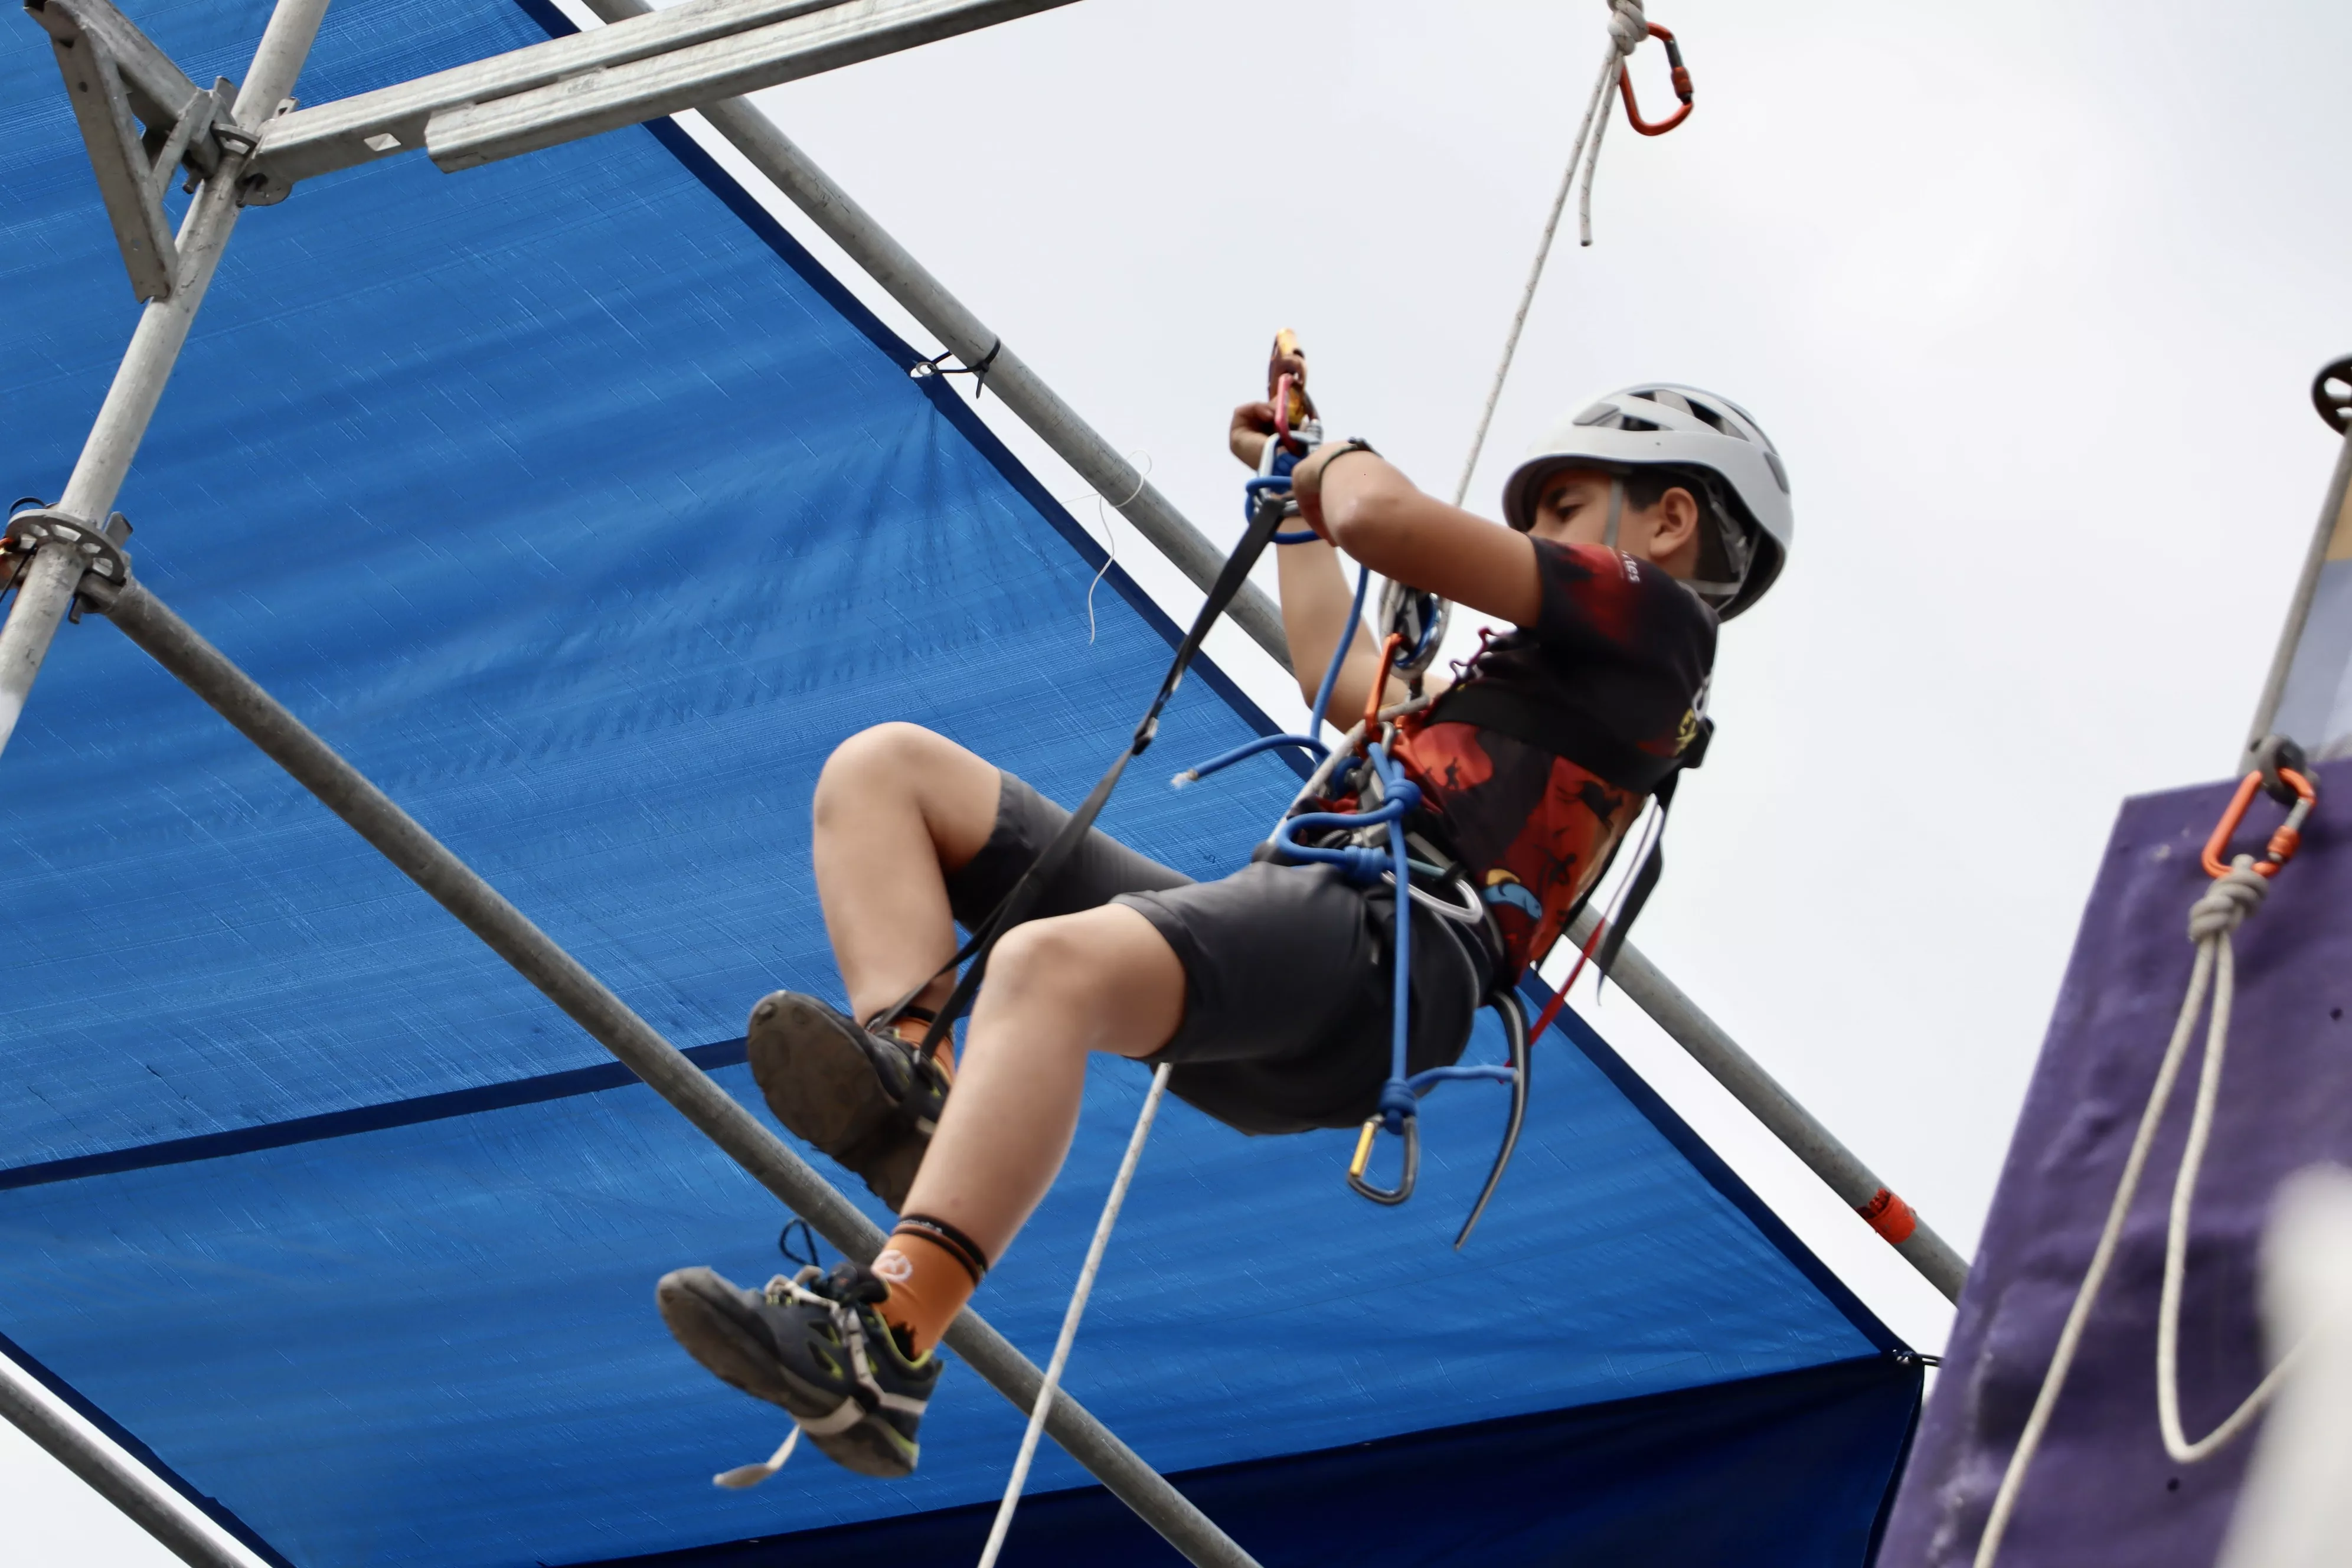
1389,538,1717,976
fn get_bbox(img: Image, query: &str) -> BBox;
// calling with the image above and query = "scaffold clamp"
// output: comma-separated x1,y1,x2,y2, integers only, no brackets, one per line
26,0,240,301
3,506,133,613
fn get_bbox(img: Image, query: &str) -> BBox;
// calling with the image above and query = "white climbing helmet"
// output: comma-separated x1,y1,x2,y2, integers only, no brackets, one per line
1500,384,1793,619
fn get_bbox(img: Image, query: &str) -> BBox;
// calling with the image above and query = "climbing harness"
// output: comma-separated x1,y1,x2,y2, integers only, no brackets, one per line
1973,739,2320,1568
1453,0,1695,508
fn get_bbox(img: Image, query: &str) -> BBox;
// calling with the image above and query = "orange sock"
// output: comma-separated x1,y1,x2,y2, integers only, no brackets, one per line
871,1216,988,1356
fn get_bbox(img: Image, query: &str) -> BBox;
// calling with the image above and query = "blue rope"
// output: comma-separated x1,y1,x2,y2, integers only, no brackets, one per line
1172,733,1323,788
1309,564,1373,741
1377,747,1416,1132
1243,475,1325,545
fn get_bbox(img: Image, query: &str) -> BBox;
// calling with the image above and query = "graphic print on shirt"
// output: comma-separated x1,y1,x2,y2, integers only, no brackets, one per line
1391,538,1715,976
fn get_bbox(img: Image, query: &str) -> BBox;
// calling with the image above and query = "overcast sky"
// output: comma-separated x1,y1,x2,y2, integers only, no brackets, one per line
14,0,2352,1560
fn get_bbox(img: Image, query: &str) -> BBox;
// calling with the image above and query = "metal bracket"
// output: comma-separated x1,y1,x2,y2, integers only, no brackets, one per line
24,0,237,302
3,507,133,616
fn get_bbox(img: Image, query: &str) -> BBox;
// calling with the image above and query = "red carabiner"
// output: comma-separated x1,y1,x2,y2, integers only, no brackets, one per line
1619,22,1694,136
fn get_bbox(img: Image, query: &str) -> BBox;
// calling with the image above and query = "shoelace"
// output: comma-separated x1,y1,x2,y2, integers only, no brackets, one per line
713,1268,926,1488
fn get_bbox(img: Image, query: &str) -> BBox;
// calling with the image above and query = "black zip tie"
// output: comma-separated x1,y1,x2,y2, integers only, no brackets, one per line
908,339,1003,400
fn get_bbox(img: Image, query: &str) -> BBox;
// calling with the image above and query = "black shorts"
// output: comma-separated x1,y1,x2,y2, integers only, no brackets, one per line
943,772,1491,1135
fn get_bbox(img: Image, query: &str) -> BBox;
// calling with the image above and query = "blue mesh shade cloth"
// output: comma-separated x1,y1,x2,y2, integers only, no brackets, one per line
0,0,1914,1563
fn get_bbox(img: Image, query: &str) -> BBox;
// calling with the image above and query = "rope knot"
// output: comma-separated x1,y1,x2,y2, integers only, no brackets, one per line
1606,0,1647,55
2187,861,2267,944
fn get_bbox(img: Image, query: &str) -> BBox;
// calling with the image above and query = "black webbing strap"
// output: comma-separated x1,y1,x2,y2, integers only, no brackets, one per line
1591,771,1678,981
884,488,1296,1060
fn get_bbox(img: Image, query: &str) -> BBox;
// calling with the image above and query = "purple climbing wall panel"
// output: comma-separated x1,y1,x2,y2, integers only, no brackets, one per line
1880,758,2352,1566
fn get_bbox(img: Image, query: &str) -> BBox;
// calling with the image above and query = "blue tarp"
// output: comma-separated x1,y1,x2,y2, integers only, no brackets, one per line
0,1,1914,1563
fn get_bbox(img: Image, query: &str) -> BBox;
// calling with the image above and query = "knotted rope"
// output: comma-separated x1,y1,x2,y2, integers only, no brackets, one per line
1452,0,1651,507
1974,854,2307,1565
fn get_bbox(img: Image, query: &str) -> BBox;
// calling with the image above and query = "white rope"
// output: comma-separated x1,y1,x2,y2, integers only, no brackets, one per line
974,1062,1171,1568
2157,886,2306,1461
1974,860,2304,1566
1452,0,1645,508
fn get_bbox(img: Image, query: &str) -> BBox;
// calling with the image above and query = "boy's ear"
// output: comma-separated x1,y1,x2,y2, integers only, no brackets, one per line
1654,486,1702,558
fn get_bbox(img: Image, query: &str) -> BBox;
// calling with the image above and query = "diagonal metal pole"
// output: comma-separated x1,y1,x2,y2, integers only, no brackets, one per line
2241,375,2352,765
96,576,1260,1568
1564,905,1968,1302
0,0,331,765
0,1353,253,1568
576,0,1290,670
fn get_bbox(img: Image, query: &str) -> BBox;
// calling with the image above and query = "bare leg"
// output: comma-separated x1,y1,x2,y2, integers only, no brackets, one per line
811,723,1002,1025
896,903,1187,1262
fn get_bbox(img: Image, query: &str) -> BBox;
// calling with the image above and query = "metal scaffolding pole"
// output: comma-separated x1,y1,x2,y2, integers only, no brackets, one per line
0,1354,250,1568
579,0,1290,669
94,576,1260,1568
0,0,329,764
2242,363,2352,762
1564,905,1968,1302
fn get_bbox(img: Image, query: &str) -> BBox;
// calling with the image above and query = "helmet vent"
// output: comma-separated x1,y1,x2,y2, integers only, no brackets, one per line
1685,401,1746,440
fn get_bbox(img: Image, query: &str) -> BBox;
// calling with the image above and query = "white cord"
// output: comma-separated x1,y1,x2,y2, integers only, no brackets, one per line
1452,0,1641,508
974,1062,1171,1568
2157,927,2304,1461
1974,861,2302,1566
1077,455,1152,646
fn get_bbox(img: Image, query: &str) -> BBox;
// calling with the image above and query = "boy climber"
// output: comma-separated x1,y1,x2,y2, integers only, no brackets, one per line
656,357,1794,1479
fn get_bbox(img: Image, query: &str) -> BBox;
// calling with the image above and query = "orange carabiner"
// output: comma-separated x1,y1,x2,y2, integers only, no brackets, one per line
2201,766,2317,880
1359,632,1406,751
1619,22,1694,136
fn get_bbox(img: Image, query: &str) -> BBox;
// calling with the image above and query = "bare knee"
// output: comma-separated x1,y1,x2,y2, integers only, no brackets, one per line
975,909,1182,1059
815,724,998,857
980,920,1112,1032
816,722,948,812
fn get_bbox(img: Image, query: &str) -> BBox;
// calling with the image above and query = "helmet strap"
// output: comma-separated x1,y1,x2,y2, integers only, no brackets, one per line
1601,477,1625,550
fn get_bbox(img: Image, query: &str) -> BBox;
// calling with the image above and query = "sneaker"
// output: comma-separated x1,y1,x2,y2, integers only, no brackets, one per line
656,1262,939,1479
745,991,947,1211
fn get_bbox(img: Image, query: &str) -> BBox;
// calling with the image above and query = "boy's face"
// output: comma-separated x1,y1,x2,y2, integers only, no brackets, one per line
1527,466,1698,574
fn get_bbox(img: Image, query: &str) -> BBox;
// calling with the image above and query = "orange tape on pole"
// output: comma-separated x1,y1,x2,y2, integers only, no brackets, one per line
1857,1187,1919,1246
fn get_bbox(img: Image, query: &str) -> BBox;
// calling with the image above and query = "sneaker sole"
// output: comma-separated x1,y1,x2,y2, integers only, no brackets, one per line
656,1268,917,1479
746,991,926,1210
